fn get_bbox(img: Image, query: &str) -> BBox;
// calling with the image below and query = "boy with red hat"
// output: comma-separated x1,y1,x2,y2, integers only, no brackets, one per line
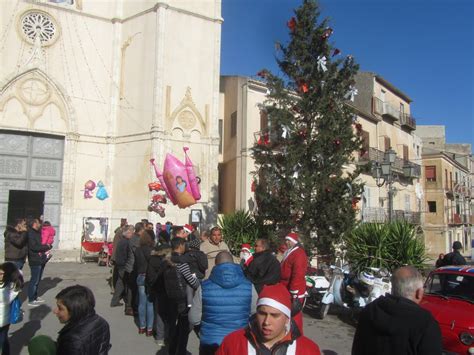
216,284,320,354
280,232,308,334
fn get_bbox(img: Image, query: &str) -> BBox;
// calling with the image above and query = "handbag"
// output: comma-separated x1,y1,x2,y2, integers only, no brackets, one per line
10,296,22,324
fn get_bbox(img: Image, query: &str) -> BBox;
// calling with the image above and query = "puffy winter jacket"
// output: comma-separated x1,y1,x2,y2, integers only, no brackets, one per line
4,226,28,261
200,262,253,347
57,313,111,355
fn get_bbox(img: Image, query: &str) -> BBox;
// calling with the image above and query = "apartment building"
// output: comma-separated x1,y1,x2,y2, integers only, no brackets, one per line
350,72,422,226
417,126,473,259
219,72,423,228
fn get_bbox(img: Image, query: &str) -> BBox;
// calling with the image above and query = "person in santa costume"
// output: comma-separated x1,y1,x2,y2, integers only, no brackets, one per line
280,232,308,334
216,283,320,355
240,243,254,268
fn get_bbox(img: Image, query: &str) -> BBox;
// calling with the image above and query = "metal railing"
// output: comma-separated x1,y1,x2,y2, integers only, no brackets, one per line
358,147,421,178
373,97,416,129
362,207,421,224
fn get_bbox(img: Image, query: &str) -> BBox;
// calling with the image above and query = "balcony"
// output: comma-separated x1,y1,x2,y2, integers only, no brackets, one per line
358,147,421,178
373,98,416,130
399,113,416,130
362,207,421,224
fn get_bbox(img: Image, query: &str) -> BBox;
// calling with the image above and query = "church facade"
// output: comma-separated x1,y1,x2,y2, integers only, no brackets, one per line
0,0,222,250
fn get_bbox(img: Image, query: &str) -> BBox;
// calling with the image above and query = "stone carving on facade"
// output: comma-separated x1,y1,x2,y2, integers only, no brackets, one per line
168,87,207,136
0,70,68,129
18,9,60,47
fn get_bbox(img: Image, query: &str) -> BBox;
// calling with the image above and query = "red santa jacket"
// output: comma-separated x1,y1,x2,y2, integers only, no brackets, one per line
280,245,308,299
216,324,320,355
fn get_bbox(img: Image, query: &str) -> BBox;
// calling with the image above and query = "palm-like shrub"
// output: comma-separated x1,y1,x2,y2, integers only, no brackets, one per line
344,221,428,273
218,210,260,256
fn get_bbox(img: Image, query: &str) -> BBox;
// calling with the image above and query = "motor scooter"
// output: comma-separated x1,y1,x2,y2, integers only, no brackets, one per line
305,266,330,308
319,265,391,319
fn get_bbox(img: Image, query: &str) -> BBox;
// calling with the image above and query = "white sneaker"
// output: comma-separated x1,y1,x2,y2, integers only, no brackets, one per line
34,297,45,303
28,301,40,307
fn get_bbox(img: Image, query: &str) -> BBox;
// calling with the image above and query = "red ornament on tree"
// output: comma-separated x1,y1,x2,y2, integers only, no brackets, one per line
355,123,362,134
332,48,341,57
287,17,297,32
251,180,256,192
297,80,309,93
333,139,341,146
257,69,268,78
321,27,333,39
351,197,360,210
258,133,270,146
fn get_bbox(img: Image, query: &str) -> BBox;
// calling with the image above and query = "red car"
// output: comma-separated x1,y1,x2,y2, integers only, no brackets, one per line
421,266,474,354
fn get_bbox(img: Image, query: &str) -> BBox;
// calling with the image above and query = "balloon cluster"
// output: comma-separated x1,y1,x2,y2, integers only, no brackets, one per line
147,182,167,217
83,180,109,200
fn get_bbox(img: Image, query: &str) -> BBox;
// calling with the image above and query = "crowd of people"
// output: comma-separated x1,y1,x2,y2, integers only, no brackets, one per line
2,217,110,354
1,216,455,354
106,220,320,354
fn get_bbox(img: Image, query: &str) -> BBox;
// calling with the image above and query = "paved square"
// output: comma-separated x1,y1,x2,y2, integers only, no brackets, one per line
10,262,354,354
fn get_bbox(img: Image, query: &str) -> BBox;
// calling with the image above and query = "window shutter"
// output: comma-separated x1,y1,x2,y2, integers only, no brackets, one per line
425,166,436,180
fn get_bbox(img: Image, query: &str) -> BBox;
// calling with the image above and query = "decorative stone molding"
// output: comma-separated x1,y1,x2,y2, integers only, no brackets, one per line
0,69,75,131
17,9,60,47
168,87,207,135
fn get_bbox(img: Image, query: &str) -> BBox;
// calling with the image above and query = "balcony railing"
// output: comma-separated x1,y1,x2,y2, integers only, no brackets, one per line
358,147,421,178
400,113,416,130
362,207,421,224
373,97,416,130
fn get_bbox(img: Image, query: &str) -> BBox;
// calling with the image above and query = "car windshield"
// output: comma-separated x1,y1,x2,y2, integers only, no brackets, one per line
425,273,474,303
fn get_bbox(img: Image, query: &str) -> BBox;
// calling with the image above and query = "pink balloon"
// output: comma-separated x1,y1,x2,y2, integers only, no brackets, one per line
150,148,201,209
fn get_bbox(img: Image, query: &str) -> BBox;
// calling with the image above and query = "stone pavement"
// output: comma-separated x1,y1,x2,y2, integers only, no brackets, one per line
10,262,354,355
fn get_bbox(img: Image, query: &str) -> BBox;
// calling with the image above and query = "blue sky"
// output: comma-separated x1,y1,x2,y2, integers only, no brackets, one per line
221,0,474,147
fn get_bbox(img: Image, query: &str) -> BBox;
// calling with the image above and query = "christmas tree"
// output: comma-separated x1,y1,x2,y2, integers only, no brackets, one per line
251,0,364,257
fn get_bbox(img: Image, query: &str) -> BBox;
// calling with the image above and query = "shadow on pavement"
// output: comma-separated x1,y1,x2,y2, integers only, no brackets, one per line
322,351,339,355
19,277,63,305
38,277,63,298
9,304,52,354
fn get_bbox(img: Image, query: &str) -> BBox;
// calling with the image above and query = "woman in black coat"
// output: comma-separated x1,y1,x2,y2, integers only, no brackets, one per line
54,285,111,355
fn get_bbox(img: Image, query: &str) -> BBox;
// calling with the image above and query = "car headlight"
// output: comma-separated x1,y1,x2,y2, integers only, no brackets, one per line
460,332,473,346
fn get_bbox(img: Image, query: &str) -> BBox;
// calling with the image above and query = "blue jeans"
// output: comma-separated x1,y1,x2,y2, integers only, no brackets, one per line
136,274,154,330
28,264,45,302
6,260,25,270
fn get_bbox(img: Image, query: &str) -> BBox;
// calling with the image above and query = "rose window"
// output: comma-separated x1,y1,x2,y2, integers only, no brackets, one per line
19,11,59,46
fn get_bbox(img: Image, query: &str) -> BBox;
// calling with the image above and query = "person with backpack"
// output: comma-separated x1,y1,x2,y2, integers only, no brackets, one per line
0,262,23,354
165,238,199,355
145,244,172,347
171,238,208,307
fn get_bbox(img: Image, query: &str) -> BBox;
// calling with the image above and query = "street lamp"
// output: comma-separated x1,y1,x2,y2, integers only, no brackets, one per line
374,148,397,223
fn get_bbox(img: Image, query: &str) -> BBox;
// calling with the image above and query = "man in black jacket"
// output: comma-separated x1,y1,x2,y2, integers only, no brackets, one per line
352,266,442,355
27,218,52,306
243,239,281,294
4,218,28,269
110,225,134,310
440,241,467,266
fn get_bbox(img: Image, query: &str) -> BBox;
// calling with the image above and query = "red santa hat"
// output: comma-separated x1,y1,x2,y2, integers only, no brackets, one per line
257,284,292,319
183,224,194,233
241,243,252,253
285,232,299,244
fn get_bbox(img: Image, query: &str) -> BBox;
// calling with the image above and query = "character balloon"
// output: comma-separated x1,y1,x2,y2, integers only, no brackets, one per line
150,147,201,209
96,181,109,200
83,180,96,199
